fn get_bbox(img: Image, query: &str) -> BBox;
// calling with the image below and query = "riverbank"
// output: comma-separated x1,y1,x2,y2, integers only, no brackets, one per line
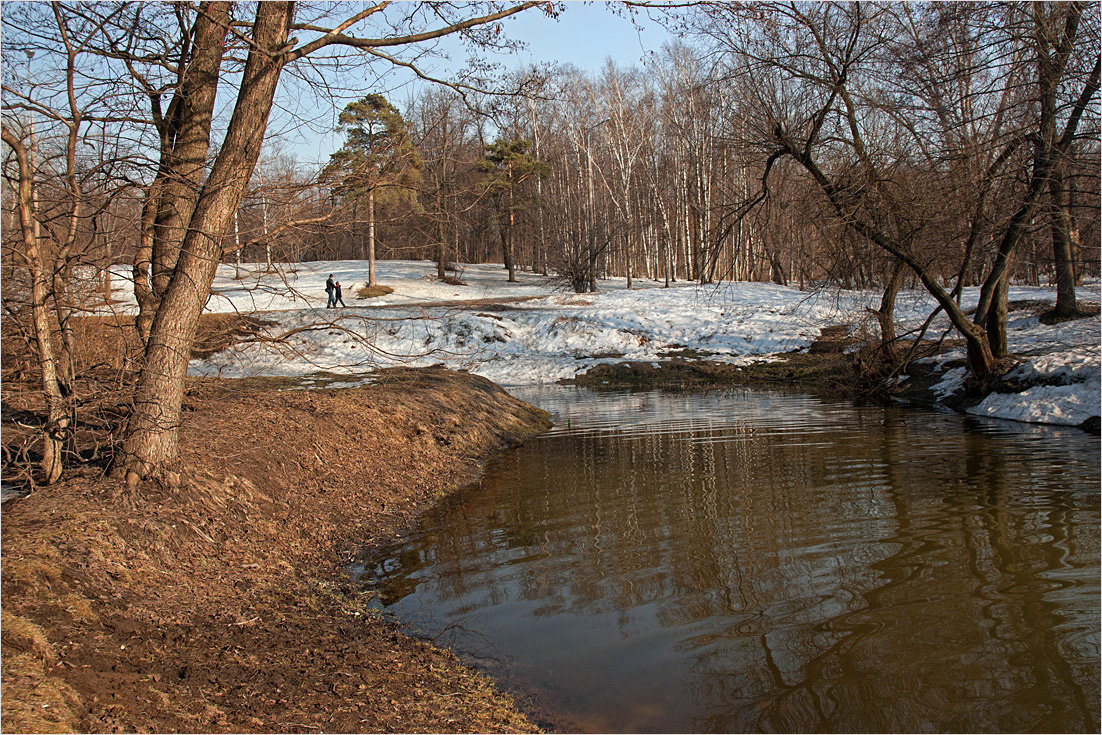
569,306,1101,434
1,367,551,733
167,260,1098,430
4,265,1098,731
566,324,860,390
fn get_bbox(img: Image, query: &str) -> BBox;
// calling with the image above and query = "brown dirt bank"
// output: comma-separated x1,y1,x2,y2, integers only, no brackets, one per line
2,367,551,733
568,325,866,392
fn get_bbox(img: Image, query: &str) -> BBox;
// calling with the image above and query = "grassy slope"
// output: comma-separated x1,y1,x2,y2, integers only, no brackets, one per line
2,367,550,733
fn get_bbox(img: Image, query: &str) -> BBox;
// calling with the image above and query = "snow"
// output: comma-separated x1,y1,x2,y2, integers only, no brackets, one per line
96,259,1101,428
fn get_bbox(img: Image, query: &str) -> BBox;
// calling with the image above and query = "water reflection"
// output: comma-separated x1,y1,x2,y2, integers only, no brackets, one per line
355,387,1100,733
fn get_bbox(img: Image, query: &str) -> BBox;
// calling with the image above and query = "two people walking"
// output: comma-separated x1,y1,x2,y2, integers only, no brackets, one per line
325,274,346,308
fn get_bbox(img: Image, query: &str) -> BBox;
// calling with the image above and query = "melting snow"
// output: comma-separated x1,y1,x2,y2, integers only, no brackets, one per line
93,259,1100,428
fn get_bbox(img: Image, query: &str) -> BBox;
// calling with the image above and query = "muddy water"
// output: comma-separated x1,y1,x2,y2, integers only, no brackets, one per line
355,387,1100,733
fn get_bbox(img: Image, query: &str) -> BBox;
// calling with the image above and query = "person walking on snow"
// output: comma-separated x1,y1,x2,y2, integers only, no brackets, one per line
334,281,347,307
325,275,336,308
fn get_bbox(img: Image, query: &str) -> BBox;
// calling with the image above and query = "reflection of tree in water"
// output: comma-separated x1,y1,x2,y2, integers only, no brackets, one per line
362,396,1099,732
681,412,1099,733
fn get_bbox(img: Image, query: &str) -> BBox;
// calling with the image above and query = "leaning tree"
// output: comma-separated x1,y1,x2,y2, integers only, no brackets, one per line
2,1,552,485
687,1,1099,378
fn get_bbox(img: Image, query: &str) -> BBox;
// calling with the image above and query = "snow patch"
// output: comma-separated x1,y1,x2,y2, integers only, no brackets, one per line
96,259,1098,428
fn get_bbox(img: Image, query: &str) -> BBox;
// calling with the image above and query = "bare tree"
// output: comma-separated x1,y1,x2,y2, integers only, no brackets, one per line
4,1,551,485
686,1,1099,378
3,128,71,484
1,6,117,482
407,87,487,279
596,62,647,289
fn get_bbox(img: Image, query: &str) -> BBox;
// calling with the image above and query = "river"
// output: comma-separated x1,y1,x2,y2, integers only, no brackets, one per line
354,386,1100,733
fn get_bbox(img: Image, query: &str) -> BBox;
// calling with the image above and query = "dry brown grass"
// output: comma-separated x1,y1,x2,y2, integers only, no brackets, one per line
2,367,551,733
356,284,395,299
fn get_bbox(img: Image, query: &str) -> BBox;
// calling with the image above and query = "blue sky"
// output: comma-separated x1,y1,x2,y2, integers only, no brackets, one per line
281,1,673,165
503,1,673,73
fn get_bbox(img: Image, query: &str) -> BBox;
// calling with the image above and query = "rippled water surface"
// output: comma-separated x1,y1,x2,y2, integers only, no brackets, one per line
355,387,1100,733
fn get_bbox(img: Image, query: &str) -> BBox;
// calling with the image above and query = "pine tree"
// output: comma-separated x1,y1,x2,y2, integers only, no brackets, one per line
323,94,422,286
479,139,549,282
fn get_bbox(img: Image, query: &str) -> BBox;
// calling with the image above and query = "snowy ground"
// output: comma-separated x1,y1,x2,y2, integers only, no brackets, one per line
97,259,1101,428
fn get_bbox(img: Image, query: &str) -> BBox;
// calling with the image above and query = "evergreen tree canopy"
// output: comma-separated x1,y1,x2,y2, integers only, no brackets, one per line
479,138,550,281
323,94,422,203
479,138,549,209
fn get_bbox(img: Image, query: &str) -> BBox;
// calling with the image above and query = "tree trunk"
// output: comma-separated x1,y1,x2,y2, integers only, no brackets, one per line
1049,166,1079,317
352,198,359,261
769,250,788,286
367,188,377,287
134,178,160,345
663,236,671,287
2,128,70,484
625,237,633,289
505,188,517,282
985,272,1010,358
50,263,77,397
436,217,447,280
233,209,242,279
262,196,273,271
587,231,601,293
117,1,293,482
149,2,232,301
102,221,113,303
974,197,1036,359
873,259,905,365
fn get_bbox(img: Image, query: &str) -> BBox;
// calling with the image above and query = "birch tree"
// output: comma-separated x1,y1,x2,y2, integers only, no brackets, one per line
597,63,647,289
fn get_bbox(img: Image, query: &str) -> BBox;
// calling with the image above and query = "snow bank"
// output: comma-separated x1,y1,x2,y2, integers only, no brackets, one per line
926,305,1101,426
100,259,1099,428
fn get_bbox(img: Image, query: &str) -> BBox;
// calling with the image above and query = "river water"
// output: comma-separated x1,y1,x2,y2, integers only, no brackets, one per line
354,386,1100,733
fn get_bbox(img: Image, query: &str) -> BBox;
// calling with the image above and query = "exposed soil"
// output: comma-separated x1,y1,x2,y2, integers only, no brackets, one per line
355,285,395,300
2,366,551,733
569,325,871,392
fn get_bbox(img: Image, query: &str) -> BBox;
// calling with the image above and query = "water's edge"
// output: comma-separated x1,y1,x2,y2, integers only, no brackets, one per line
354,385,1101,734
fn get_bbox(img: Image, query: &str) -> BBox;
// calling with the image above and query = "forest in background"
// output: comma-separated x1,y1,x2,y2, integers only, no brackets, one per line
6,4,1099,294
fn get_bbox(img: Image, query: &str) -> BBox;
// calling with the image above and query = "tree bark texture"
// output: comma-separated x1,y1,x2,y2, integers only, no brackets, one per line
368,188,377,287
2,128,70,484
1049,166,1079,316
873,259,906,365
506,199,517,283
149,2,232,302
119,1,294,481
134,177,162,344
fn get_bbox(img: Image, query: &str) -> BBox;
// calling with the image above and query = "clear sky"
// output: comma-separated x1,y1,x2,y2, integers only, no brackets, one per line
502,1,673,74
282,1,674,165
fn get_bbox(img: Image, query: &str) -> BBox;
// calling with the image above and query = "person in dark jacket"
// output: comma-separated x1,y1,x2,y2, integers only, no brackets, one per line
325,275,336,308
334,280,347,307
